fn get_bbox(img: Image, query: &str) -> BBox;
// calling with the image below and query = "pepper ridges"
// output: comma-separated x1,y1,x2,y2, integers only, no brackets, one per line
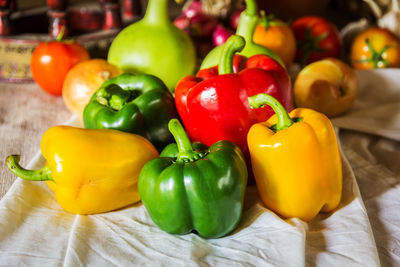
138,119,247,238
248,93,342,221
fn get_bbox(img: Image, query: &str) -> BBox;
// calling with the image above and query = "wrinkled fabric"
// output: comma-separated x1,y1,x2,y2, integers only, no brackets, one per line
1,69,400,266
0,149,379,266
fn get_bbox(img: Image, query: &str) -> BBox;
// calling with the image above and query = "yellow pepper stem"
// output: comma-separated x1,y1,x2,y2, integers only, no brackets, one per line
5,155,53,181
248,93,294,131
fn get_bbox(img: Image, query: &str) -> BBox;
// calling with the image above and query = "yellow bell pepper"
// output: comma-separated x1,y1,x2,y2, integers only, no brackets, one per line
247,93,342,222
6,126,158,215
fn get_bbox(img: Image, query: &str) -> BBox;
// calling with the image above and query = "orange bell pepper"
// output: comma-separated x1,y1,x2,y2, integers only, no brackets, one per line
247,93,342,221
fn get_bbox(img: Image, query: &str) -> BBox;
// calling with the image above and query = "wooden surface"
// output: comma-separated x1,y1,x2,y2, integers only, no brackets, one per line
0,81,72,198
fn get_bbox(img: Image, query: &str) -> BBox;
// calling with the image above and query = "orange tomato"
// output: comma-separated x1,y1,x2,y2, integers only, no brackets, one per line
350,27,400,69
253,16,296,67
62,59,122,120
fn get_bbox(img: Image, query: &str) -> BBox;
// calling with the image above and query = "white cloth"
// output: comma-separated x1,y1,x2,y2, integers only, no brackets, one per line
1,69,399,266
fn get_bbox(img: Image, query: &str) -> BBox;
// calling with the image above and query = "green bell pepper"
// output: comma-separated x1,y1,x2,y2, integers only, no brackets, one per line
138,119,248,239
83,73,179,150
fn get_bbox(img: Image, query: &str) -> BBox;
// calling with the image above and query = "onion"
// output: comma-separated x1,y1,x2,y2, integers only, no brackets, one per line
212,25,233,46
183,0,205,18
229,9,243,30
173,15,190,34
189,13,218,37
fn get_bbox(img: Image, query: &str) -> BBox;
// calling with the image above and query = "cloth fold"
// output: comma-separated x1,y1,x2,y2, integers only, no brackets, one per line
0,134,379,266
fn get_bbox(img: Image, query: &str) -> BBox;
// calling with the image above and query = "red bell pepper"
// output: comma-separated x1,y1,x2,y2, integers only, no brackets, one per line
175,35,293,158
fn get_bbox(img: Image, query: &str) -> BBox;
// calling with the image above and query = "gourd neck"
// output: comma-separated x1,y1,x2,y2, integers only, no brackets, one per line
143,0,170,25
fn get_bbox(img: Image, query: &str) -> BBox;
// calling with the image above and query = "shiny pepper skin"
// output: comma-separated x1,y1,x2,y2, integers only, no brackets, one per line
247,93,342,221
6,126,159,215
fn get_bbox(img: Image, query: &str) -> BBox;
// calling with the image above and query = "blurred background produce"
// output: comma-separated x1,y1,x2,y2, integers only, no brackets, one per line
294,58,360,117
62,59,122,120
2,0,400,121
350,27,400,69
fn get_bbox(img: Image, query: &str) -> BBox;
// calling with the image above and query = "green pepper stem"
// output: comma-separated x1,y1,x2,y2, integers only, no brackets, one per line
5,155,53,181
218,35,245,75
236,0,258,43
143,0,169,24
168,119,203,162
248,93,294,131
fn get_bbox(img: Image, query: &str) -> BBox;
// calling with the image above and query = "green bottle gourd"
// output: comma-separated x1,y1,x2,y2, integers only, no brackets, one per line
200,0,284,69
107,0,196,92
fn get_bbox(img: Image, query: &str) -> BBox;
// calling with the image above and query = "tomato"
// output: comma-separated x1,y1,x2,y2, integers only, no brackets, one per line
30,39,90,95
291,16,341,66
253,15,296,67
62,59,122,120
350,27,400,69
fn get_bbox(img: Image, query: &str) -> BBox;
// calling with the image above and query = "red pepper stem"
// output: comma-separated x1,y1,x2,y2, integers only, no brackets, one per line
218,35,245,75
5,155,53,181
236,0,258,43
248,93,294,131
168,119,203,162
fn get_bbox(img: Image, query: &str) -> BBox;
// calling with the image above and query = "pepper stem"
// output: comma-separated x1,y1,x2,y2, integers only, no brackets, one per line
5,155,53,181
168,119,204,162
248,93,294,131
218,35,245,74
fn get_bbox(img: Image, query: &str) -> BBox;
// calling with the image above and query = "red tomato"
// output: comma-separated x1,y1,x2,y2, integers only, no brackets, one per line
30,40,90,95
291,16,341,66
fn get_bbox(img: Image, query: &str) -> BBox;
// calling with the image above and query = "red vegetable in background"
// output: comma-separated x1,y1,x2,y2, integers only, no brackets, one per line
229,9,243,30
173,0,217,37
30,30,90,96
291,16,341,66
183,0,204,18
212,25,233,46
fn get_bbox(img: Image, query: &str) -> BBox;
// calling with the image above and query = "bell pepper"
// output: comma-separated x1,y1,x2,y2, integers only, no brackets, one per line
138,119,248,238
200,0,283,70
175,35,293,161
6,126,159,215
247,93,342,221
83,73,179,150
